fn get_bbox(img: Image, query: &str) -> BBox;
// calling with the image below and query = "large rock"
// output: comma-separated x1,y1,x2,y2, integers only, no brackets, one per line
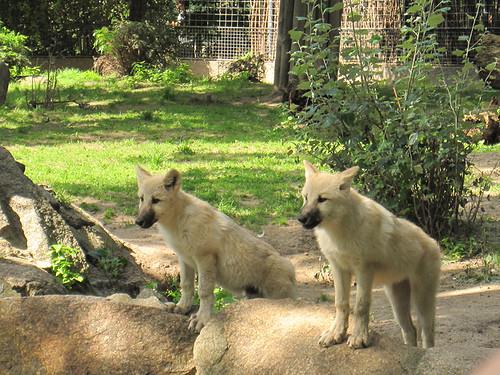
0,259,66,297
0,295,197,374
194,299,496,375
0,146,146,295
0,61,9,105
194,299,424,374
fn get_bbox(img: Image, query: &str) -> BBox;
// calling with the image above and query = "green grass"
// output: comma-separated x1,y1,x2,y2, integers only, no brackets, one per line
1,69,302,230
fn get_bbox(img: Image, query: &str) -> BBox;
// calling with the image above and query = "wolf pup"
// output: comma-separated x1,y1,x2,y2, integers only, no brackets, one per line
298,161,440,349
135,166,296,332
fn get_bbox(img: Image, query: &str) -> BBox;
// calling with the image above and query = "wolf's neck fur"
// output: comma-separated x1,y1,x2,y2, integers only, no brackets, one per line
156,190,193,232
322,189,365,236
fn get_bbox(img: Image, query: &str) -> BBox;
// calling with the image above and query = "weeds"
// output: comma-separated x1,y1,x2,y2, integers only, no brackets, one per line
49,244,86,287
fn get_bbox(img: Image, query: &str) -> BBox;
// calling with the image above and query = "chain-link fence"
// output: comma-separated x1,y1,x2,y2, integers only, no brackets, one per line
340,0,500,64
177,0,280,60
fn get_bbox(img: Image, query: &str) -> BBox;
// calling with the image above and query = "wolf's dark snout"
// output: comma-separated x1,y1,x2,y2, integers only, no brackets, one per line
298,209,321,229
135,210,157,229
297,214,308,225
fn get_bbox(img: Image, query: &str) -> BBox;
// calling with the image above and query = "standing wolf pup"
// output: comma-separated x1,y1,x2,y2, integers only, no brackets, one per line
298,161,440,349
135,166,296,332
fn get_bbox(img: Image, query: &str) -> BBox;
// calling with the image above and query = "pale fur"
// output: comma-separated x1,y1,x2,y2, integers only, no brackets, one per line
135,166,296,332
300,161,440,349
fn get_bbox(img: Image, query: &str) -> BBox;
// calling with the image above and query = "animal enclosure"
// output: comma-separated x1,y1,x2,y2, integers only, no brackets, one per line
177,0,281,60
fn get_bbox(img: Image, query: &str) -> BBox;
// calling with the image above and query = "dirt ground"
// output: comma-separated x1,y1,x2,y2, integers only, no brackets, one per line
98,152,499,367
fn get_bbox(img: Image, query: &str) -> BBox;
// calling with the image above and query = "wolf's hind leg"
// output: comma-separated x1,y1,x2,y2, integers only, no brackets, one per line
385,279,417,346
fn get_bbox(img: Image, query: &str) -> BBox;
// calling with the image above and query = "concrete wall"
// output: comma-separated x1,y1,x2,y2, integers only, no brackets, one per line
30,56,276,84
180,59,275,83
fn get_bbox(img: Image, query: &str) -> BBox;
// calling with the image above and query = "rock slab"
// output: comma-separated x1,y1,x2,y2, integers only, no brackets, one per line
0,295,197,375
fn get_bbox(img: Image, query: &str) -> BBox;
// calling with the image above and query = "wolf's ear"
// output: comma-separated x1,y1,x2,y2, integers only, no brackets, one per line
164,169,181,191
339,166,359,191
303,160,318,179
136,165,151,184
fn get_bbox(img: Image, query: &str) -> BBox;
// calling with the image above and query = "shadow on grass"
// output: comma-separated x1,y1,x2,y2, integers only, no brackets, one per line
0,84,281,146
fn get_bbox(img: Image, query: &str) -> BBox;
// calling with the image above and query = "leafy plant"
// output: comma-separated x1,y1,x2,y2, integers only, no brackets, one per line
0,21,30,78
214,287,236,311
49,244,86,287
94,248,127,279
289,0,492,238
314,260,334,283
226,53,266,82
93,26,116,55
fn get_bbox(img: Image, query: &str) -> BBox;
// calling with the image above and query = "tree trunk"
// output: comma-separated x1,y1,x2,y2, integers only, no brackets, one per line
129,0,147,21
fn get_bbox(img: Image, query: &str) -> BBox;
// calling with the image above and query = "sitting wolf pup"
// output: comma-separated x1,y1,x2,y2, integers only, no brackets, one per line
135,166,296,332
298,161,440,349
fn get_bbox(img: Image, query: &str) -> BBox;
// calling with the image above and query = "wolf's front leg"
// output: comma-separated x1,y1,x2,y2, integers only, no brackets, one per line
169,259,195,314
347,268,374,349
188,254,216,332
319,264,351,347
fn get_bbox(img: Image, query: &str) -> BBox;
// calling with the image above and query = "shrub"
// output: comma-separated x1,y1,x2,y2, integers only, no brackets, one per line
289,0,493,238
0,21,30,77
130,61,192,85
226,53,265,82
99,21,179,74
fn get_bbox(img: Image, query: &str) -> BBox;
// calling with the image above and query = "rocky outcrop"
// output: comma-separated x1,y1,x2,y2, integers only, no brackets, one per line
0,295,196,375
0,146,145,295
193,299,496,375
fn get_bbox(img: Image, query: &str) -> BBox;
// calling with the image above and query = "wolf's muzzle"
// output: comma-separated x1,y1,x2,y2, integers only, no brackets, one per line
298,209,321,229
135,210,157,229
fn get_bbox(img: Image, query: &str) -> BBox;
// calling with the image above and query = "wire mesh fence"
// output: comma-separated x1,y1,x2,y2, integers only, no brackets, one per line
339,0,500,64
177,0,280,60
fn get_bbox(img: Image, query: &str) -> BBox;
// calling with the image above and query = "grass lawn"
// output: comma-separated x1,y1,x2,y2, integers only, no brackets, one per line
1,69,498,234
1,70,304,230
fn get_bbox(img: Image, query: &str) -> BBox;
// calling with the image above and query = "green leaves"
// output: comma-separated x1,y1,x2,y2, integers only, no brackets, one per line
427,13,445,28
50,244,86,288
325,2,344,14
289,30,304,42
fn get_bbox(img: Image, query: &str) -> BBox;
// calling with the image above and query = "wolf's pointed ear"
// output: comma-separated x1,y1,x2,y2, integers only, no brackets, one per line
164,169,181,191
303,160,318,179
136,165,151,184
339,166,359,191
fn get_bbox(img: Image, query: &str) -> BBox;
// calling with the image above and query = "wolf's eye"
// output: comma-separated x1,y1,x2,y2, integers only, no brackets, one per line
139,196,144,202
317,196,328,203
151,197,160,204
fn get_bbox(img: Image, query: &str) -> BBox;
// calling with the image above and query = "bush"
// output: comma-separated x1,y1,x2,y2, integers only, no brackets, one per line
0,21,30,77
98,20,179,74
289,0,493,238
130,62,192,85
226,53,265,82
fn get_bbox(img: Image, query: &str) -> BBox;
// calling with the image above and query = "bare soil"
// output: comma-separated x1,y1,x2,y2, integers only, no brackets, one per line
96,151,499,369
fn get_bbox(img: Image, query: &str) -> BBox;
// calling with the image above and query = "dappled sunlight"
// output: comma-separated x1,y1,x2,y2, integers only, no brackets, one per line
437,284,500,298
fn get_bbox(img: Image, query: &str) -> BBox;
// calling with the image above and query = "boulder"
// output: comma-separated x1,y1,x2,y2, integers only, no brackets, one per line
193,299,424,375
0,61,9,105
0,259,66,297
0,295,197,374
194,299,496,374
0,146,146,295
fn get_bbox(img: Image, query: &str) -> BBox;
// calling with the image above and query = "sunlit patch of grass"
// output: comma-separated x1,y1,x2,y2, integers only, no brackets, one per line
1,69,302,230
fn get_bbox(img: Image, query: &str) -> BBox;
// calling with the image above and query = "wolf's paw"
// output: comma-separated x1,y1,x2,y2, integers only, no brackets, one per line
318,326,347,347
188,312,210,332
165,302,190,314
347,330,370,349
